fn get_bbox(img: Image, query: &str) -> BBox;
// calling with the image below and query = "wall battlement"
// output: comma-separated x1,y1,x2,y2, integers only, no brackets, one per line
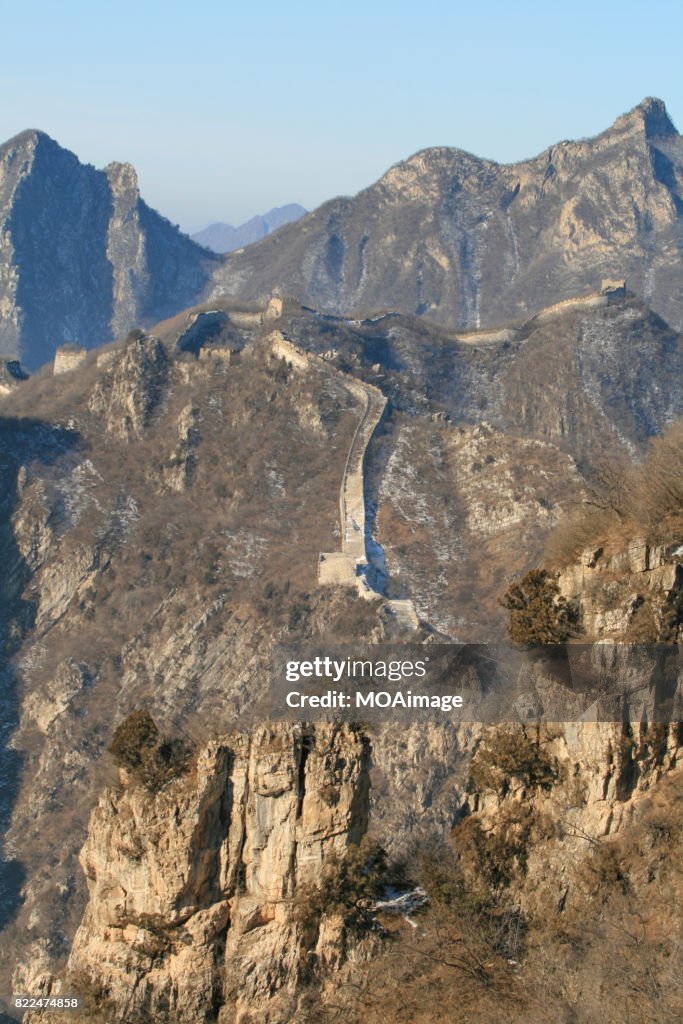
54,345,87,375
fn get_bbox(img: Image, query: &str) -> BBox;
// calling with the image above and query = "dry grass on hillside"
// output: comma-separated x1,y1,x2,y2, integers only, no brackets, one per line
545,417,683,567
304,770,683,1024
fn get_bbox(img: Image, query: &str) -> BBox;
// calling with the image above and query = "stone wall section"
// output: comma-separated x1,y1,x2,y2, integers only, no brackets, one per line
269,332,386,592
53,345,87,375
269,332,420,630
454,280,624,345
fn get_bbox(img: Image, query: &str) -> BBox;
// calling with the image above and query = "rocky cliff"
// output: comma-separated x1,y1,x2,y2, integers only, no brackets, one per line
559,537,683,641
39,723,370,1024
22,604,683,1024
346,716,683,1024
210,98,683,333
0,131,217,370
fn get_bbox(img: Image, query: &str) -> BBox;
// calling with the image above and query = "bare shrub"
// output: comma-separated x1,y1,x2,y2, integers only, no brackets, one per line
469,729,561,797
501,569,580,644
545,417,683,566
416,838,526,981
294,837,388,936
108,709,192,791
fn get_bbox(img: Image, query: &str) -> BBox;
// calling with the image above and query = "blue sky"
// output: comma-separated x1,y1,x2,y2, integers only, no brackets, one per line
3,0,682,231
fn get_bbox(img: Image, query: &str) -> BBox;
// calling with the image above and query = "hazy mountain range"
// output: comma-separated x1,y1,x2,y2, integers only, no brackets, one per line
211,98,683,332
1,98,683,371
191,203,307,253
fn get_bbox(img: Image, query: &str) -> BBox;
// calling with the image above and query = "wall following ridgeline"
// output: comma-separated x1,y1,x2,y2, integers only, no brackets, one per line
268,332,388,597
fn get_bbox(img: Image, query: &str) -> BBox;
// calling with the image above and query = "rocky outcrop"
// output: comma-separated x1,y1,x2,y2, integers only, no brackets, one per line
463,717,682,923
52,723,369,1023
88,333,168,441
211,98,683,333
0,131,216,370
161,404,200,492
558,537,683,640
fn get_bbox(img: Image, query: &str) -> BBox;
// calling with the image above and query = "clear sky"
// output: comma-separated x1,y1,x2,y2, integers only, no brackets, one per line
2,0,682,232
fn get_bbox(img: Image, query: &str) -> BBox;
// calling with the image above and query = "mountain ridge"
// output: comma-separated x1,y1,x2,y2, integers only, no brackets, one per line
210,97,683,333
2,98,682,369
0,130,217,370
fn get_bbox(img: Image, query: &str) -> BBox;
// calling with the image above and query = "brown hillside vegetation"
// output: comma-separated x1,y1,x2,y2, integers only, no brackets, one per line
305,750,683,1024
545,416,683,567
0,323,390,995
2,293,683,1006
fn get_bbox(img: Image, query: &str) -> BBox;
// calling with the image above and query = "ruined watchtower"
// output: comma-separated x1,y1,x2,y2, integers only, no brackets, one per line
54,343,87,375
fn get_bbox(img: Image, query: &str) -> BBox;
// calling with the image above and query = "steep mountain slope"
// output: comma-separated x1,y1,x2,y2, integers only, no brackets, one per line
192,204,307,253
20,600,683,1023
0,131,217,370
268,292,683,636
0,307,381,1000
210,98,683,331
0,289,681,1003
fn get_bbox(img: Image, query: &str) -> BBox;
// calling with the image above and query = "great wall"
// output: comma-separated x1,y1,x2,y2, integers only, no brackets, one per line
264,281,624,632
452,278,626,345
37,283,629,639
269,330,420,635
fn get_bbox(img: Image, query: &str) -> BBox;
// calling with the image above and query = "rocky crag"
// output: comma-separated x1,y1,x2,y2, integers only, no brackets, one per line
28,723,370,1024
22,576,683,1023
559,537,683,641
0,131,217,370
210,98,683,333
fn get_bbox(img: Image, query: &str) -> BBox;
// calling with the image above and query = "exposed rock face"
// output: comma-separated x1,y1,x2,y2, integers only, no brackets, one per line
161,403,200,492
466,717,682,917
88,333,168,441
211,98,683,332
559,537,683,640
62,723,369,1023
0,131,217,370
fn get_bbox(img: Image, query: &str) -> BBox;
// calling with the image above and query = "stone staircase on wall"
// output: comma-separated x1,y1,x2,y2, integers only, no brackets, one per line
269,331,420,633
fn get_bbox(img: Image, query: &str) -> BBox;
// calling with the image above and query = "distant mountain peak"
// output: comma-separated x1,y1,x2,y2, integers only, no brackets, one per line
192,203,307,253
611,96,677,139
